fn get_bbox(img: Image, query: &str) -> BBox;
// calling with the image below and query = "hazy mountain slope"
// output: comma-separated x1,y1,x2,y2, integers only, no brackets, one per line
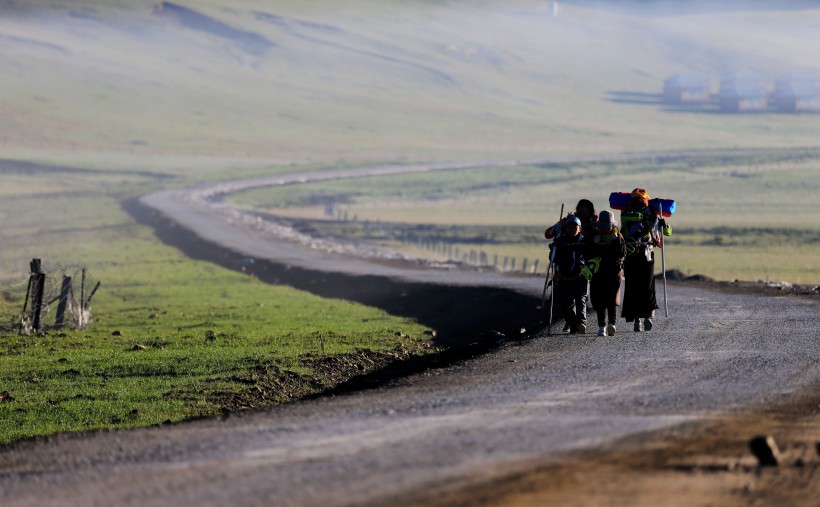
1,0,819,164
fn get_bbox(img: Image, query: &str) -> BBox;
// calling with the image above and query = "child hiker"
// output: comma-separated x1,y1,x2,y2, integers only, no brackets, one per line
582,210,626,336
620,188,660,332
544,199,597,333
552,214,588,334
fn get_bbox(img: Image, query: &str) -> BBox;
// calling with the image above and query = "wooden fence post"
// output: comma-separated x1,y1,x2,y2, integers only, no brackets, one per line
55,276,72,330
29,259,46,333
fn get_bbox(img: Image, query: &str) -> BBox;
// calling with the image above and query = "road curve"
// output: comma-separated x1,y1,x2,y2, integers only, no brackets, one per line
0,157,818,506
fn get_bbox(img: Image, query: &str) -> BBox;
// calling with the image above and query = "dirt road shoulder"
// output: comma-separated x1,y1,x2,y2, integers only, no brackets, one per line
420,389,820,506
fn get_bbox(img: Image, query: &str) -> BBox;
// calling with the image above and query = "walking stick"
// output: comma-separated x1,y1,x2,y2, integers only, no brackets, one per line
539,203,564,308
659,202,669,317
540,204,564,336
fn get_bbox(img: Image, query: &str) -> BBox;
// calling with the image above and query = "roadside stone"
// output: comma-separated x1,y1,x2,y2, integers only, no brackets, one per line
112,330,123,336
685,274,714,282
749,435,781,467
132,344,148,351
662,269,686,281
0,391,14,403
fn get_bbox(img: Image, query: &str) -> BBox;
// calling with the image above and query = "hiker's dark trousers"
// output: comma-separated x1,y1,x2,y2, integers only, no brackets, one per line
557,277,588,327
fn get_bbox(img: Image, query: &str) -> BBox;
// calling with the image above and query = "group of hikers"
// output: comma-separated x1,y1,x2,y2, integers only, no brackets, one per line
545,188,672,336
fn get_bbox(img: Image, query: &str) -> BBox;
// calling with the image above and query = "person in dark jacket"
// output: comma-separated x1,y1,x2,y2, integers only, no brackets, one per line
574,198,598,240
620,188,659,332
552,215,588,334
583,210,626,336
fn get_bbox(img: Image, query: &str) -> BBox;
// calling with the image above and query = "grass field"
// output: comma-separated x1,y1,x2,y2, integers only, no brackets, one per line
2,1,820,443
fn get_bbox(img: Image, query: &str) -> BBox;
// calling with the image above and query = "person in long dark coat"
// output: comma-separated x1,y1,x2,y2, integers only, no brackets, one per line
584,210,626,336
620,188,659,332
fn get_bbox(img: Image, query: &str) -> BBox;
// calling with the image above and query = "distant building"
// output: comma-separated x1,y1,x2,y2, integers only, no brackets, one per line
663,73,711,104
774,72,820,113
719,73,768,113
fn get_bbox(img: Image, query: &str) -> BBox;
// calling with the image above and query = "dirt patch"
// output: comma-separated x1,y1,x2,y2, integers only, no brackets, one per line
670,274,819,299
416,389,820,507
213,347,421,412
213,337,520,416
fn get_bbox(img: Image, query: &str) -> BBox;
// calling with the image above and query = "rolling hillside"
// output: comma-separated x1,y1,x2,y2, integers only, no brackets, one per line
2,0,819,166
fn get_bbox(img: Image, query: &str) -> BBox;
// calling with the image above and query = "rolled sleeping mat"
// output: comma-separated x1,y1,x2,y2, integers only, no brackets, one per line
650,197,676,217
608,192,631,211
608,192,676,217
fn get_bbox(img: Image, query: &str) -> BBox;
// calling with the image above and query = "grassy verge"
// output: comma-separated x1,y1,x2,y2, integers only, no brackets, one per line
0,165,432,445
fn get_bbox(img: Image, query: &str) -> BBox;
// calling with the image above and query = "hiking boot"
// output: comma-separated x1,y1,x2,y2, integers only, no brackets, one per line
576,322,586,334
606,324,616,336
643,318,653,331
597,326,606,336
633,320,642,332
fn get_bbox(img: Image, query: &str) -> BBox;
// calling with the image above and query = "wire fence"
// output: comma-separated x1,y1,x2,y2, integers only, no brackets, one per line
0,260,99,334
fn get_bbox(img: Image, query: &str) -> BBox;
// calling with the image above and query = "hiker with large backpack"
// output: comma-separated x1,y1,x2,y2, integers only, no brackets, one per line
581,210,627,336
619,188,660,332
552,214,588,334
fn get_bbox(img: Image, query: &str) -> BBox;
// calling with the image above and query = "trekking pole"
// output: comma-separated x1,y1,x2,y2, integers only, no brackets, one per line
539,203,564,310
659,202,669,317
545,204,565,336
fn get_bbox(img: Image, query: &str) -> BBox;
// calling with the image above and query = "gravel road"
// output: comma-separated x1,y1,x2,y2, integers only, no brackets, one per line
1,286,816,506
1,159,817,506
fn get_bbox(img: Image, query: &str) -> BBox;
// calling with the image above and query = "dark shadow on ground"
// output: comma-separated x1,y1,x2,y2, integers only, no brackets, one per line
606,90,721,114
123,198,552,352
606,91,666,106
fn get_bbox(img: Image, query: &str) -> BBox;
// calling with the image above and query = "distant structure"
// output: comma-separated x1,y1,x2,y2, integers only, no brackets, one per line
663,73,711,104
773,72,820,113
549,2,561,16
719,73,768,113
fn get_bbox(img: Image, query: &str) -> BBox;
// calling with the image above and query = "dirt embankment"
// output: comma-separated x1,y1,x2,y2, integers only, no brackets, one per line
410,390,820,507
